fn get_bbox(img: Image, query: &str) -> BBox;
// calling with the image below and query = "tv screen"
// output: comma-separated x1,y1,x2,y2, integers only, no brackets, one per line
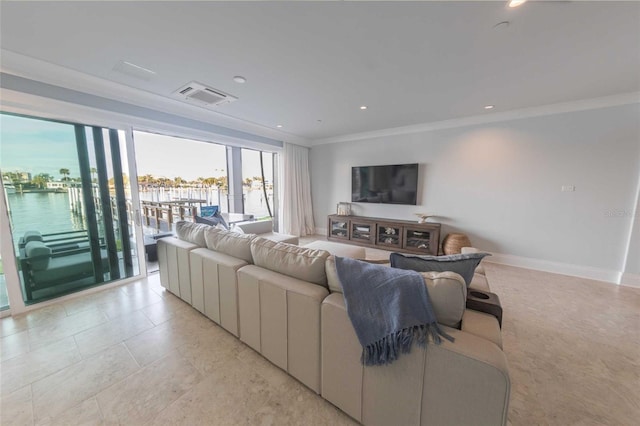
351,163,419,205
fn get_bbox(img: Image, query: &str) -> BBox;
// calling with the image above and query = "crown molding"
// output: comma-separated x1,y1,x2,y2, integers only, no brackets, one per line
311,91,640,146
0,49,311,147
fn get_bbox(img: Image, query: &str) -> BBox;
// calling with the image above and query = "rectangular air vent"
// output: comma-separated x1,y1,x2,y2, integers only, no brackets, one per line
173,81,237,107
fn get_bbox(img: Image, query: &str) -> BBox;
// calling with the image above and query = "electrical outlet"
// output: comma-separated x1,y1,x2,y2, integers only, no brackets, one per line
561,185,575,192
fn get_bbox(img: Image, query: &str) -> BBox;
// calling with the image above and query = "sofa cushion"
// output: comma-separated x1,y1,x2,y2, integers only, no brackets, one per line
419,271,467,328
204,227,256,264
326,256,466,328
175,221,209,247
23,230,43,244
25,241,52,270
390,252,490,287
251,237,330,286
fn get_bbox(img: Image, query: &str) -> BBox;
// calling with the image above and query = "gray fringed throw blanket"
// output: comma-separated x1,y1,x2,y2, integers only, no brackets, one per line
335,256,452,366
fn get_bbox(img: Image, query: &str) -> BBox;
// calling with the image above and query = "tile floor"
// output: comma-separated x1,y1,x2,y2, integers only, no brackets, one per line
0,259,639,425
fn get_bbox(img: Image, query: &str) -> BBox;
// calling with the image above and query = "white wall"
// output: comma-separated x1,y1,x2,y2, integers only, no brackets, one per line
310,104,640,281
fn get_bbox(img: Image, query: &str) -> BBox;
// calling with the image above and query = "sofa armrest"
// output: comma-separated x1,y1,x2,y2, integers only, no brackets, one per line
157,237,200,301
235,220,273,235
421,327,510,426
461,309,503,349
321,293,510,426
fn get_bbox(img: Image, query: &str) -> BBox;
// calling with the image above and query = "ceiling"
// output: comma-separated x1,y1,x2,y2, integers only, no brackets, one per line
1,1,639,143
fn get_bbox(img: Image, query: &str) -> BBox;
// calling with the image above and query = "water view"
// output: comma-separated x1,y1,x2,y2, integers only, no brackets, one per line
5,188,274,245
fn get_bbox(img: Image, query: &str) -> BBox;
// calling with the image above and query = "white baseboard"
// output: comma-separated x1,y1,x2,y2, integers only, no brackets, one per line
620,273,640,288
311,230,630,286
485,252,621,284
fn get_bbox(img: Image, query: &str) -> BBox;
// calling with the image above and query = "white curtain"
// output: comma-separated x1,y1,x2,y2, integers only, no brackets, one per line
281,143,315,236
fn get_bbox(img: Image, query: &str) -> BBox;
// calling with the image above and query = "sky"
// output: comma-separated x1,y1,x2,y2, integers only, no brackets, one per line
0,114,274,183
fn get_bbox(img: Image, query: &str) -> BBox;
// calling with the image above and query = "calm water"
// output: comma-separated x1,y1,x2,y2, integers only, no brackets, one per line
6,192,86,242
6,188,274,244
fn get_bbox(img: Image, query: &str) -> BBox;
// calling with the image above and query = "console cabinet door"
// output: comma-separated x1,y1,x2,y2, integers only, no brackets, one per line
403,227,439,255
350,221,376,245
376,223,402,249
328,216,350,240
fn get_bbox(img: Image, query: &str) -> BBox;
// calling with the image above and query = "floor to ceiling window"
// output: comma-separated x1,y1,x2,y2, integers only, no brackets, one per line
241,148,275,220
0,113,140,304
132,131,229,271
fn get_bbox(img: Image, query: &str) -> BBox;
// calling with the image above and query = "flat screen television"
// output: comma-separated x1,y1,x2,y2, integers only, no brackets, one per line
351,163,419,205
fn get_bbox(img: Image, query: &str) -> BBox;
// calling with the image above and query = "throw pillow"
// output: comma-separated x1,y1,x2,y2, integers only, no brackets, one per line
390,252,490,287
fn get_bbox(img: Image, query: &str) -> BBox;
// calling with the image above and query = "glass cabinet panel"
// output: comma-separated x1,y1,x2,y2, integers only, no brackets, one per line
350,221,374,244
376,224,402,248
329,217,349,239
404,228,434,253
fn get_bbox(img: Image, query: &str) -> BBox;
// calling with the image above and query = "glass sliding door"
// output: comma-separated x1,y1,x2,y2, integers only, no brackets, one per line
241,149,276,220
0,113,140,304
132,131,228,272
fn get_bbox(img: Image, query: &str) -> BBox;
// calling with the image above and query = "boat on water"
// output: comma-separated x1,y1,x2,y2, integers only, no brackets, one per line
2,178,16,194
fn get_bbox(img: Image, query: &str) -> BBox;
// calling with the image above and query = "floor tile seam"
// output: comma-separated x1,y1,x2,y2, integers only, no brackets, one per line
93,395,106,424
122,339,142,369
1,347,84,397
89,359,148,413
76,329,154,360
174,341,231,379
26,309,110,341
94,350,201,425
0,325,29,339
29,342,140,404
138,306,168,327
0,339,30,363
73,311,158,342
28,383,35,426
24,313,141,358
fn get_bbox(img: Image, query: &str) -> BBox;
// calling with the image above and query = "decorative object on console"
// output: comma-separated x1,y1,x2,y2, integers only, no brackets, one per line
442,232,472,255
414,213,433,224
389,252,491,287
336,202,351,216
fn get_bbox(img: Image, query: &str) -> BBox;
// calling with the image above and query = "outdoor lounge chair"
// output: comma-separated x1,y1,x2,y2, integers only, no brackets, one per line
19,240,110,301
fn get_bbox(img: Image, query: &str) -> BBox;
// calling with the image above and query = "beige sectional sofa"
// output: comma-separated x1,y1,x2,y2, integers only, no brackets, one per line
157,221,510,425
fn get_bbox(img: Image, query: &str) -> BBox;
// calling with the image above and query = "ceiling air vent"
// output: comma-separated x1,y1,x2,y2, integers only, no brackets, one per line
173,81,238,107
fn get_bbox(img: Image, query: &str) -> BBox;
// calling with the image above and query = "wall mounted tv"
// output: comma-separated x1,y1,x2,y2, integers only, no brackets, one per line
351,163,419,205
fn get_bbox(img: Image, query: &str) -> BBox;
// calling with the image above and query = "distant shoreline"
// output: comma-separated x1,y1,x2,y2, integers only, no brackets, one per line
9,189,67,194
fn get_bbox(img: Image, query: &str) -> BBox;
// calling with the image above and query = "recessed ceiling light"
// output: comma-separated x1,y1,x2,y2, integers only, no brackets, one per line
508,0,527,8
360,105,368,110
233,76,247,84
484,105,495,110
276,124,283,128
